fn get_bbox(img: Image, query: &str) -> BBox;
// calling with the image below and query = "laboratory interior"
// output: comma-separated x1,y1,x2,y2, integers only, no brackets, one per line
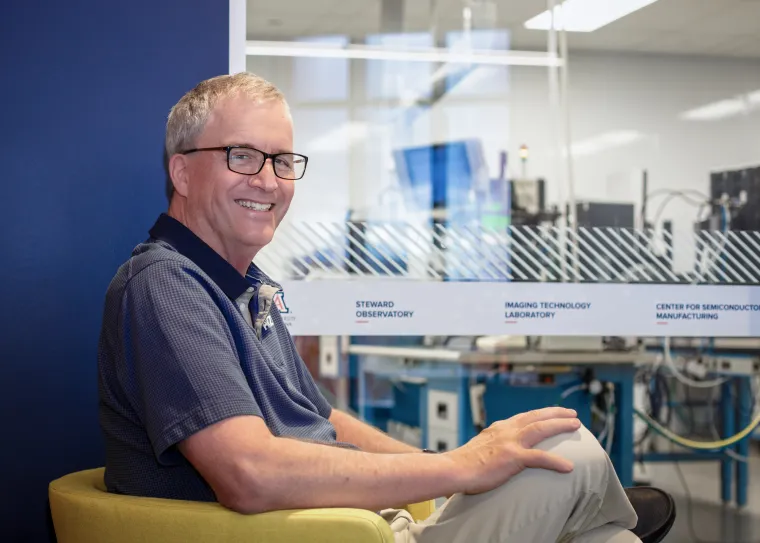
247,1,760,542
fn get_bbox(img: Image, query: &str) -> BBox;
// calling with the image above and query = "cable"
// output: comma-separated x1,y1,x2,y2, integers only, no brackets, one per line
647,188,709,200
634,407,760,450
695,201,731,280
654,371,672,428
684,383,696,435
560,383,586,400
723,448,751,464
674,462,705,543
674,462,756,543
662,336,728,389
635,368,672,448
557,382,613,447
651,190,711,228
708,383,752,463
646,371,760,459
648,191,711,276
675,461,715,543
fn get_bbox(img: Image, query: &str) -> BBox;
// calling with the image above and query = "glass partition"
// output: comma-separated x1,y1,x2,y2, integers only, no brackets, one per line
244,0,760,337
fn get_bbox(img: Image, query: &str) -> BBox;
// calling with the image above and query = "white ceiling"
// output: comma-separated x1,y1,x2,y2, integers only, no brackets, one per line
247,0,760,59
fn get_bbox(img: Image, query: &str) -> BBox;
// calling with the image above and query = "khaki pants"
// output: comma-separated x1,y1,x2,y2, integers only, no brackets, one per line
383,425,640,543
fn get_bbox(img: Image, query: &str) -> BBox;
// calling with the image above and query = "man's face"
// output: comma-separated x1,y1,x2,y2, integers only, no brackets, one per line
179,95,295,261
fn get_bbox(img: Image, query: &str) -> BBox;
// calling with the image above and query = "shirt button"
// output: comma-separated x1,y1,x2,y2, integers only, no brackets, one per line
239,303,247,311
247,287,254,293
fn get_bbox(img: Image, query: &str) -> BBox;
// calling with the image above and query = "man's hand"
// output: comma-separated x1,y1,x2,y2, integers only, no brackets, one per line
446,407,581,496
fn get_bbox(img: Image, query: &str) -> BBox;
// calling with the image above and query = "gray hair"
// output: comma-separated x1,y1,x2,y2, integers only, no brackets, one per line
163,72,288,201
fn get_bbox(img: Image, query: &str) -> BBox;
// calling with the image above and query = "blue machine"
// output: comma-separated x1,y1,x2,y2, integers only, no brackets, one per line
393,139,490,219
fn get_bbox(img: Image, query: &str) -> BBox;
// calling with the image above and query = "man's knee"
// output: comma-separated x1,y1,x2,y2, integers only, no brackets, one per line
534,424,611,491
434,425,616,539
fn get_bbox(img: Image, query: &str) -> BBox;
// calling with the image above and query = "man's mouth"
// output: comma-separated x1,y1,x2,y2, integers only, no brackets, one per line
235,199,273,212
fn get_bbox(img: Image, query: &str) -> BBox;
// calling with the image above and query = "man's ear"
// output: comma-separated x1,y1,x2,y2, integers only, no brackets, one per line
168,154,190,198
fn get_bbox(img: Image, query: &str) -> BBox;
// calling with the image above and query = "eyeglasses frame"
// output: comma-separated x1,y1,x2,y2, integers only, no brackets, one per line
179,145,309,180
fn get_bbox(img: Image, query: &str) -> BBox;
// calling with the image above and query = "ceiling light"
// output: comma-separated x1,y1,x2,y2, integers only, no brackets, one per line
746,90,760,106
246,40,562,67
680,90,760,121
524,0,660,32
680,99,745,122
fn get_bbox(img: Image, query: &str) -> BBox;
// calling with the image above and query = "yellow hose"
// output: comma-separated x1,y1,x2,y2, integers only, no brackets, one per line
634,408,760,450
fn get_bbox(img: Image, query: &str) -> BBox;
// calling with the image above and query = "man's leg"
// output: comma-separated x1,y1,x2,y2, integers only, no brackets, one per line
387,425,640,543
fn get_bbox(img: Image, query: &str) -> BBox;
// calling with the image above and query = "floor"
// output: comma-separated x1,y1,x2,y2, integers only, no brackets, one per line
641,454,760,543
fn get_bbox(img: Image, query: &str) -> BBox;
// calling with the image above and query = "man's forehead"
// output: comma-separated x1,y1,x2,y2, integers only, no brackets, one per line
212,95,288,120
202,98,293,146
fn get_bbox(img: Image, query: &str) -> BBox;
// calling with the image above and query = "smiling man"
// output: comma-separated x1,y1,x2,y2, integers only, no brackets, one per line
96,73,658,543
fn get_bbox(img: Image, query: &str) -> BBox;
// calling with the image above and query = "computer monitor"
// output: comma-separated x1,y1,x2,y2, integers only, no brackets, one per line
393,139,488,212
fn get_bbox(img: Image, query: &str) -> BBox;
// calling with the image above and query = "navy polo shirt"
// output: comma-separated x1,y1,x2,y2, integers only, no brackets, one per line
98,213,338,502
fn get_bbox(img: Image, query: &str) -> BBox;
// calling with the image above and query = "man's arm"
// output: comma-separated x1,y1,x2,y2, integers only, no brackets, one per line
179,407,581,515
179,414,457,514
329,408,420,454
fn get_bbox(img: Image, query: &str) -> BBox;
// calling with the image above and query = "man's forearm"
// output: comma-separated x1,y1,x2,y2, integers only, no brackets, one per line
242,436,459,514
329,408,420,454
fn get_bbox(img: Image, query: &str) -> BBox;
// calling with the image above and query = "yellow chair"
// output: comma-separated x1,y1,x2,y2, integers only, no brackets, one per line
49,468,436,543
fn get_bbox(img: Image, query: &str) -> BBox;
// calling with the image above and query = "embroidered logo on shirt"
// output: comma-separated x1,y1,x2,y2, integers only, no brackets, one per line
262,314,275,332
273,290,290,314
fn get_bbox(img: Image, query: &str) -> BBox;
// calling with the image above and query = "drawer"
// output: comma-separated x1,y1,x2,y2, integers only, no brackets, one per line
426,426,459,453
427,389,459,433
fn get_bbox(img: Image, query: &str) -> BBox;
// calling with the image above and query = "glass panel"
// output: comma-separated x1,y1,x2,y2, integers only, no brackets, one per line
246,0,760,284
247,0,558,255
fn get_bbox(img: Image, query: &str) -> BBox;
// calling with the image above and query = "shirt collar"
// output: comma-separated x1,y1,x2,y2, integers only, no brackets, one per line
244,264,282,290
148,213,258,301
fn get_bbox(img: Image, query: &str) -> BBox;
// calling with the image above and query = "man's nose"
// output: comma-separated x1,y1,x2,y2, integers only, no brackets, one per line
249,159,278,191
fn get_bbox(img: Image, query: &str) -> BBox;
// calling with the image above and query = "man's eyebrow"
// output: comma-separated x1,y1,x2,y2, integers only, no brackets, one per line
225,142,257,149
227,143,294,154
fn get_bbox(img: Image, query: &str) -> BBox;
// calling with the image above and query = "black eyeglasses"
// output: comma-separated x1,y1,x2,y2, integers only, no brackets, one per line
179,146,308,180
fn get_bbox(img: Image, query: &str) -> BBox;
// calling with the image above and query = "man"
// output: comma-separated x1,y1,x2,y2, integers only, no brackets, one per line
97,72,643,542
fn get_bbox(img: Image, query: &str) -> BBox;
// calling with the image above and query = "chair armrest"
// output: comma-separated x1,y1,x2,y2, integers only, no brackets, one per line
193,506,396,543
50,469,436,543
50,494,396,543
50,470,396,543
402,500,436,522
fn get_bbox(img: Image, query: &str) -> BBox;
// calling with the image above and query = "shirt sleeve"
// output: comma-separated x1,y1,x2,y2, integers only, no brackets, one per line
122,260,262,465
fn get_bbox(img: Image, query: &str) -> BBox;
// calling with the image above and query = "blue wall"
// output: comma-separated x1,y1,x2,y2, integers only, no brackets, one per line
0,2,229,541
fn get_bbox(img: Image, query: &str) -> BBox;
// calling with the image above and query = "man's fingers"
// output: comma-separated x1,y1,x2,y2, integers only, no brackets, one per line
520,418,581,449
514,407,578,426
521,449,574,473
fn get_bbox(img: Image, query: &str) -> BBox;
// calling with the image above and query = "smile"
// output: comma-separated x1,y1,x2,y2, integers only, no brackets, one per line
235,199,273,212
